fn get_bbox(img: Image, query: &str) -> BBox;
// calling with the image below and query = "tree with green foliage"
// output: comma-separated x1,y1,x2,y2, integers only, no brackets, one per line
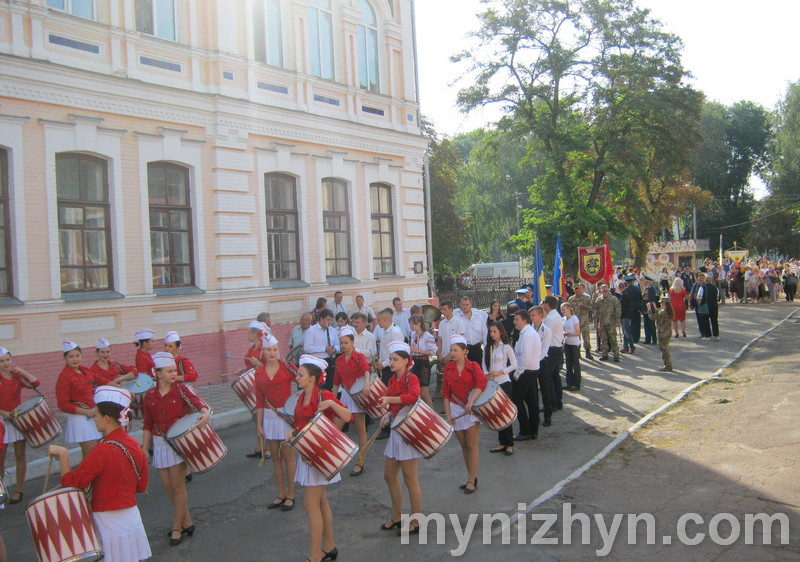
453,0,705,268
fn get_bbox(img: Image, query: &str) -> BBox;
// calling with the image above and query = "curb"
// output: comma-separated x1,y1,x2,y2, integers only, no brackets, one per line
494,307,800,538
7,407,252,482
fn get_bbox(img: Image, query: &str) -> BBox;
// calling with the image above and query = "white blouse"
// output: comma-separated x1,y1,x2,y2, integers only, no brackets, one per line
482,343,517,385
563,315,581,346
410,331,438,356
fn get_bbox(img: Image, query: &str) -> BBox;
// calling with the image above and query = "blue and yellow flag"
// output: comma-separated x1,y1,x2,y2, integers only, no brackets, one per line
553,235,565,297
533,236,547,305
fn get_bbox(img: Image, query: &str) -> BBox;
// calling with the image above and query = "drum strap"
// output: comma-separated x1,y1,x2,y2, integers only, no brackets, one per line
261,382,293,427
176,383,209,413
18,376,45,398
106,440,142,481
177,358,186,378
112,361,125,376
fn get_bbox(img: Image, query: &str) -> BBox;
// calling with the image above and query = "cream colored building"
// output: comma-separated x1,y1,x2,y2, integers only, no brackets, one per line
0,0,428,381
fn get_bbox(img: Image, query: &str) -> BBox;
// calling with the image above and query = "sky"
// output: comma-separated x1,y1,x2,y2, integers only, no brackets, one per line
415,0,800,136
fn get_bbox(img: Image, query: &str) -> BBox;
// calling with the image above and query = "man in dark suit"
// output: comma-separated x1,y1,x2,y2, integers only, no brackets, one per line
620,275,642,354
697,273,720,340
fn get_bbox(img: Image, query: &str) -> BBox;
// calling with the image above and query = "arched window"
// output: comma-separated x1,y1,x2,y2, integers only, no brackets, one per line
358,0,379,92
253,0,283,67
265,173,301,281
0,149,10,297
56,153,112,292
309,0,334,80
148,163,194,288
322,178,350,278
370,183,394,276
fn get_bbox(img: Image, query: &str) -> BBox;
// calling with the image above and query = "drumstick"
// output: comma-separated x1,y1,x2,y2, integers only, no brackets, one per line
225,353,248,360
43,457,54,494
356,426,384,465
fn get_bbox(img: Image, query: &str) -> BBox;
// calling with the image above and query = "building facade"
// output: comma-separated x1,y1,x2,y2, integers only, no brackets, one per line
0,0,428,392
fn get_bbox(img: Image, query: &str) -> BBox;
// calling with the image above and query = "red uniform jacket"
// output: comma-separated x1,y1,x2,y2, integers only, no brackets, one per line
55,366,107,414
142,383,206,436
333,351,370,390
442,360,487,404
135,349,156,379
61,427,148,512
244,344,262,369
255,363,294,410
89,361,135,385
292,389,352,432
386,370,420,418
0,373,40,411
176,355,198,383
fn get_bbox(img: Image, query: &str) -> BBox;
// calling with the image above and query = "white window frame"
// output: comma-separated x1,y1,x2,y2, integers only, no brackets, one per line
135,0,178,42
357,0,380,93
309,0,334,80
47,0,96,20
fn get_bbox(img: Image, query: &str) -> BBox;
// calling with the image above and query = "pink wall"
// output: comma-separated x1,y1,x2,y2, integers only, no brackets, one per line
13,324,298,403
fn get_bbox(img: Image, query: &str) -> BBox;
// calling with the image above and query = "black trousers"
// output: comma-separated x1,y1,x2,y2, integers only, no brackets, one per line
699,309,720,337
643,314,657,344
320,358,336,391
512,370,539,436
380,365,392,386
564,344,582,388
536,366,553,420
498,381,514,447
546,347,564,409
467,343,484,367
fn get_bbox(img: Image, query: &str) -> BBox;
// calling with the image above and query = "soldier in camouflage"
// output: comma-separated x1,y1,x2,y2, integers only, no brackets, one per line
648,297,674,371
568,283,594,360
592,285,621,362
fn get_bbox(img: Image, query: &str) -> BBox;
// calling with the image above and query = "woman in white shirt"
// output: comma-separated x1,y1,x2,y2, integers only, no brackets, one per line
483,322,517,456
561,303,582,391
409,315,438,409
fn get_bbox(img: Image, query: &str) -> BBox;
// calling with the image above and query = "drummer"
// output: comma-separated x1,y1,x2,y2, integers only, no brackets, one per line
0,347,39,505
89,338,137,385
378,341,423,536
245,321,270,460
134,329,157,379
332,326,370,476
291,355,353,562
141,351,210,547
56,340,113,458
442,334,486,495
163,331,199,384
409,315,437,409
255,334,297,511
48,386,151,562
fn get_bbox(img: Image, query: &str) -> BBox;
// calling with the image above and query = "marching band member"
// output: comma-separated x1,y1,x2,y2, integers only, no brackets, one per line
56,340,109,458
483,322,517,455
133,329,157,379
409,315,437,409
291,355,352,562
255,334,297,511
0,347,39,505
442,335,486,494
164,331,199,384
245,321,270,459
141,351,210,546
379,341,423,535
48,386,151,562
89,338,137,385
332,327,370,476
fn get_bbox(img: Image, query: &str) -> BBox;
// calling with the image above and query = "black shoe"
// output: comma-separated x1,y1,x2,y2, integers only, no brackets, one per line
380,519,401,530
585,353,594,360
245,450,262,458
182,525,195,536
349,465,365,477
599,355,609,361
169,530,182,546
504,449,514,456
542,419,552,427
464,480,477,494
459,476,478,489
281,497,295,511
397,525,420,536
556,404,563,410
376,430,390,440
267,497,286,509
513,433,531,441
613,356,620,363
322,547,339,560
8,492,23,505
185,473,193,483
531,434,538,440
489,446,507,453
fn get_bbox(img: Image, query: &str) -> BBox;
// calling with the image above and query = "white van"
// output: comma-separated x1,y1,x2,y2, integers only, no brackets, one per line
462,262,532,285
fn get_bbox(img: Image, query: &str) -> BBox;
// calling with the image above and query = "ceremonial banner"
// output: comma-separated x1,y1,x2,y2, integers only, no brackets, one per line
578,246,606,285
725,249,749,268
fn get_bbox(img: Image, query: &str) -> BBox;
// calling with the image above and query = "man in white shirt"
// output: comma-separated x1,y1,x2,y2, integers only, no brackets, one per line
303,309,340,390
374,308,404,439
542,296,565,411
289,312,312,353
530,306,554,426
512,309,542,440
454,296,488,365
351,294,376,331
351,312,377,358
392,297,412,341
326,291,348,315
436,301,466,366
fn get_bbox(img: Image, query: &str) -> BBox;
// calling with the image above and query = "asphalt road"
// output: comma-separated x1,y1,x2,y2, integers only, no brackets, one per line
3,303,797,561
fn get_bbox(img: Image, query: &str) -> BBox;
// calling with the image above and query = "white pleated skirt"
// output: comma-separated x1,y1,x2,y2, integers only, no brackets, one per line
294,460,341,487
450,402,480,432
2,420,24,444
261,408,292,441
339,387,363,414
93,506,152,562
152,436,183,470
65,414,102,444
383,430,423,462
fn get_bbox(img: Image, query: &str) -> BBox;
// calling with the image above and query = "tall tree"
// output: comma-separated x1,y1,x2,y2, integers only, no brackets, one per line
453,0,704,266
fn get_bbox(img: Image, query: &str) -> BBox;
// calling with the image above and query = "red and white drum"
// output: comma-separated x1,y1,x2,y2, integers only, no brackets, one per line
231,368,257,413
0,475,7,506
471,380,518,431
348,375,388,419
166,413,227,474
279,390,303,425
25,487,103,562
11,397,62,449
121,373,155,395
391,399,453,459
290,413,358,481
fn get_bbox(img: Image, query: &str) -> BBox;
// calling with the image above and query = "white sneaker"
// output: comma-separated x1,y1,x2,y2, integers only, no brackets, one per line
700,337,710,341
712,336,720,341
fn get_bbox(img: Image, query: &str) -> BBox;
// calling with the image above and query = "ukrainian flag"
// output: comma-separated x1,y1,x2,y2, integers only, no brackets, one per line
533,235,547,306
553,235,565,297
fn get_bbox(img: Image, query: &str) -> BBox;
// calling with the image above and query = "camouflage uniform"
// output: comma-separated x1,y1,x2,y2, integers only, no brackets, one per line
649,308,673,370
568,293,593,355
592,295,621,359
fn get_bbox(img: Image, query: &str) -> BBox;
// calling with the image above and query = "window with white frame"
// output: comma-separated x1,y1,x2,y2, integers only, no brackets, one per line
371,183,395,276
135,0,176,41
0,150,11,297
308,0,334,80
253,0,283,67
322,178,351,278
265,173,301,281
358,0,379,92
148,163,194,288
47,0,94,19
